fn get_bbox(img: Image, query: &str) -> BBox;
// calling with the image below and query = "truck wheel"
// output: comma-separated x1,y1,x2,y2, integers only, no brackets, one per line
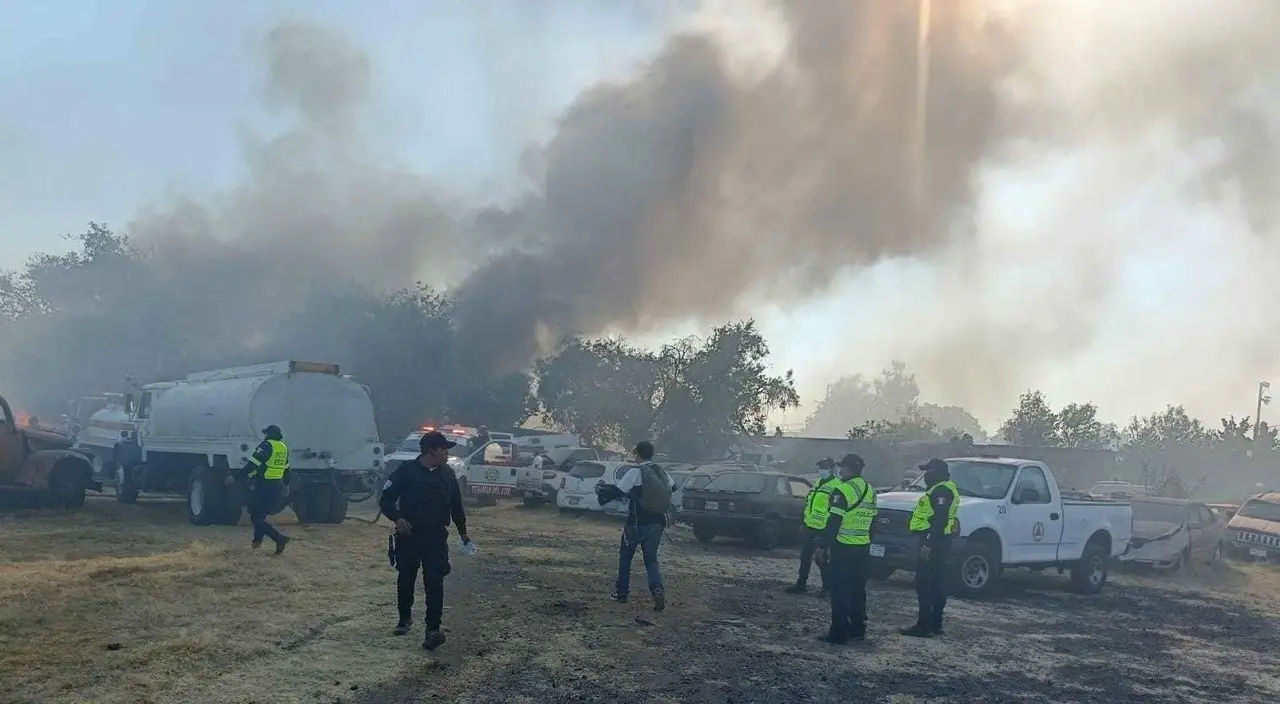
751,517,781,550
115,464,139,504
693,523,716,543
188,467,223,526
323,488,348,524
951,542,1000,598
1070,543,1110,594
47,461,88,509
522,495,542,508
295,485,331,524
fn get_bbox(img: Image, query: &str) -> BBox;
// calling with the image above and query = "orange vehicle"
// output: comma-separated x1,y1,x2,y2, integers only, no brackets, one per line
0,394,95,509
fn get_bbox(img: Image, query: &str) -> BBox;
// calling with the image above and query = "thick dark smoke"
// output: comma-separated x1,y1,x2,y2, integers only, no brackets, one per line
5,1,1280,430
456,1,1011,371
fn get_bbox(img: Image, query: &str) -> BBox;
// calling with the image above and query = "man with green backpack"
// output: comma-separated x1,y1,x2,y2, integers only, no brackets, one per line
595,440,677,612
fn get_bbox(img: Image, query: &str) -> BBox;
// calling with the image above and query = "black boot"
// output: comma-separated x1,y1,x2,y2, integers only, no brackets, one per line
422,629,446,651
899,624,932,638
273,536,291,555
785,584,807,594
816,632,847,645
393,616,410,636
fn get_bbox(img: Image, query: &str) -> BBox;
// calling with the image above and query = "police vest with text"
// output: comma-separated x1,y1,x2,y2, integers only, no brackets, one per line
802,476,839,530
909,480,960,536
828,477,878,546
250,439,290,481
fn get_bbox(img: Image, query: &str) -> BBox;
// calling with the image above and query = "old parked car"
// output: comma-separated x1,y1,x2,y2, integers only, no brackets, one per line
1118,497,1225,570
0,394,95,509
1225,491,1280,562
680,471,813,549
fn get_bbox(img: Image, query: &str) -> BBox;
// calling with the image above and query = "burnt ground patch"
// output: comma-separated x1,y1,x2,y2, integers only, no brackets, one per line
354,506,1280,704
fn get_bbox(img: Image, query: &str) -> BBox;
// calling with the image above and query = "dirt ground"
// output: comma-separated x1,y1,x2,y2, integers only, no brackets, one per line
2,497,1279,704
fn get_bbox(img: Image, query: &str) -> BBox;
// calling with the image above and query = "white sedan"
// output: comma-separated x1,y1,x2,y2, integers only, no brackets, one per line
604,465,693,520
556,461,635,513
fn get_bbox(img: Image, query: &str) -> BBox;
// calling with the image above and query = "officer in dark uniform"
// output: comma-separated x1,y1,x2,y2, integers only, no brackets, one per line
228,424,291,554
379,431,471,651
901,458,960,638
815,453,876,643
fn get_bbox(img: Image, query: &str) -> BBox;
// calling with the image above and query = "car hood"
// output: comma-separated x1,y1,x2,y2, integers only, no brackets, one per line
1132,520,1181,541
876,490,991,512
1228,515,1280,536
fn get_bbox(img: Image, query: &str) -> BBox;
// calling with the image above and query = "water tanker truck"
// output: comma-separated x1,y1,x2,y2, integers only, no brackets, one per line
88,361,383,525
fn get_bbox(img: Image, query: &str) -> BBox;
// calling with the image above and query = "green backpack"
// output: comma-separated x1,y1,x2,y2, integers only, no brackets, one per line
638,463,672,514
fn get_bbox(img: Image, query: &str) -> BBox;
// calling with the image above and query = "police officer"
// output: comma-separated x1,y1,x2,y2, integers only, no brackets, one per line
815,453,877,643
786,458,840,596
901,458,960,638
379,430,472,651
226,424,291,554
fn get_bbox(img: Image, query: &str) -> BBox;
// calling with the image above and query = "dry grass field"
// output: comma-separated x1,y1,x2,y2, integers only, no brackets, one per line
2,496,1279,704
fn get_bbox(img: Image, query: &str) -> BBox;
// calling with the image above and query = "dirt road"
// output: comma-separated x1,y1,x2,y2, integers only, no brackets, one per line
2,498,1279,704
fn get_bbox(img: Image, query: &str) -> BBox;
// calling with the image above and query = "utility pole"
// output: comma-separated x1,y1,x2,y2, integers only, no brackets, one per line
1254,381,1271,442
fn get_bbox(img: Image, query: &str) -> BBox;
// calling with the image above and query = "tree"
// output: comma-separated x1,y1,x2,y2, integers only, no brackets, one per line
999,391,1059,446
1054,402,1119,449
805,361,985,440
1123,405,1215,451
847,405,948,448
536,320,798,458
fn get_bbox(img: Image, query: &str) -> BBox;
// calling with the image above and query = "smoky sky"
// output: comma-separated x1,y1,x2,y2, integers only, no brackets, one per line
5,0,1280,427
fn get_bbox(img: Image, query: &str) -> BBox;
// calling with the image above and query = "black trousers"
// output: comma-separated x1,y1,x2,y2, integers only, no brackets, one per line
248,480,284,544
827,544,870,638
395,533,451,630
796,529,827,589
914,539,952,630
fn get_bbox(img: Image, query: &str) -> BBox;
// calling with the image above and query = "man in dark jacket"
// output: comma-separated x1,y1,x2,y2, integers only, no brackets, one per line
596,440,676,612
226,424,291,554
378,431,472,650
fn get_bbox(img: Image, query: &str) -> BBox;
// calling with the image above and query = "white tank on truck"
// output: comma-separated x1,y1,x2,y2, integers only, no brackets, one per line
107,361,383,526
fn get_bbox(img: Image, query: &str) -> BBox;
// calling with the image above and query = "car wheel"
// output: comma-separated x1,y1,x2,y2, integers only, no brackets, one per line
693,523,716,543
1070,543,1110,594
751,517,781,550
522,495,541,508
950,542,1000,599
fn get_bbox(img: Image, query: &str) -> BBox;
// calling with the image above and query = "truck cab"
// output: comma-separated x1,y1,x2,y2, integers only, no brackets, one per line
0,394,94,509
873,456,1132,598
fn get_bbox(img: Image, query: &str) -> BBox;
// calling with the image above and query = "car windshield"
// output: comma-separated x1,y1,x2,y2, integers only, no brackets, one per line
396,435,421,454
1131,501,1187,524
910,461,1018,499
1237,499,1280,522
1090,482,1145,495
703,472,768,493
684,474,712,490
569,462,606,480
669,472,690,488
396,434,472,458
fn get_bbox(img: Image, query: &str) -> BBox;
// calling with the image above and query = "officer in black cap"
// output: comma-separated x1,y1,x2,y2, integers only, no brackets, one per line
901,457,959,638
227,424,291,554
379,430,471,650
815,453,877,643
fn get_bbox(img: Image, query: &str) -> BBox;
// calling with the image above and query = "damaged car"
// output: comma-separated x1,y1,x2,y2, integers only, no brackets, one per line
1119,497,1225,570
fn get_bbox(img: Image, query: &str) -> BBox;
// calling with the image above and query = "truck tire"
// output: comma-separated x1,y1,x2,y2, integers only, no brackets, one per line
751,517,782,550
188,467,223,526
46,460,89,509
1070,543,1110,594
115,464,139,504
323,488,348,524
693,523,716,543
951,542,1000,599
522,494,542,508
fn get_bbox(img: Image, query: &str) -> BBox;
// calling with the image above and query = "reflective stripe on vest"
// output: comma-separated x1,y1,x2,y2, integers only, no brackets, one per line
803,476,838,529
263,439,290,480
908,480,960,535
831,478,877,545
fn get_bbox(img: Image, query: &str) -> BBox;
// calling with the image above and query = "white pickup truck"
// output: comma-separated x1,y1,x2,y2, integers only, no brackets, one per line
871,456,1132,598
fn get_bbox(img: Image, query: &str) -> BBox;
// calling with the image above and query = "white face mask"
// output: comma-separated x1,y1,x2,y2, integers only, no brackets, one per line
819,469,832,478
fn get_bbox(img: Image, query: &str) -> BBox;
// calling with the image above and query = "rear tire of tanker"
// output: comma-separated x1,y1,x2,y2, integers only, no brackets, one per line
294,485,331,524
115,464,139,504
323,489,348,524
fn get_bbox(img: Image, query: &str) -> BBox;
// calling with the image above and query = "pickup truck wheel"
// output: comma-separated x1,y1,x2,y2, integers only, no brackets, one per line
1070,544,1110,594
751,518,781,550
951,543,999,598
1170,548,1188,572
522,495,542,508
693,523,716,543
114,464,140,504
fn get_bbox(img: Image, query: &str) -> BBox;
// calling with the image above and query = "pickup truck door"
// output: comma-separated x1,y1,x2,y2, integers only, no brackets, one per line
1005,465,1064,564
